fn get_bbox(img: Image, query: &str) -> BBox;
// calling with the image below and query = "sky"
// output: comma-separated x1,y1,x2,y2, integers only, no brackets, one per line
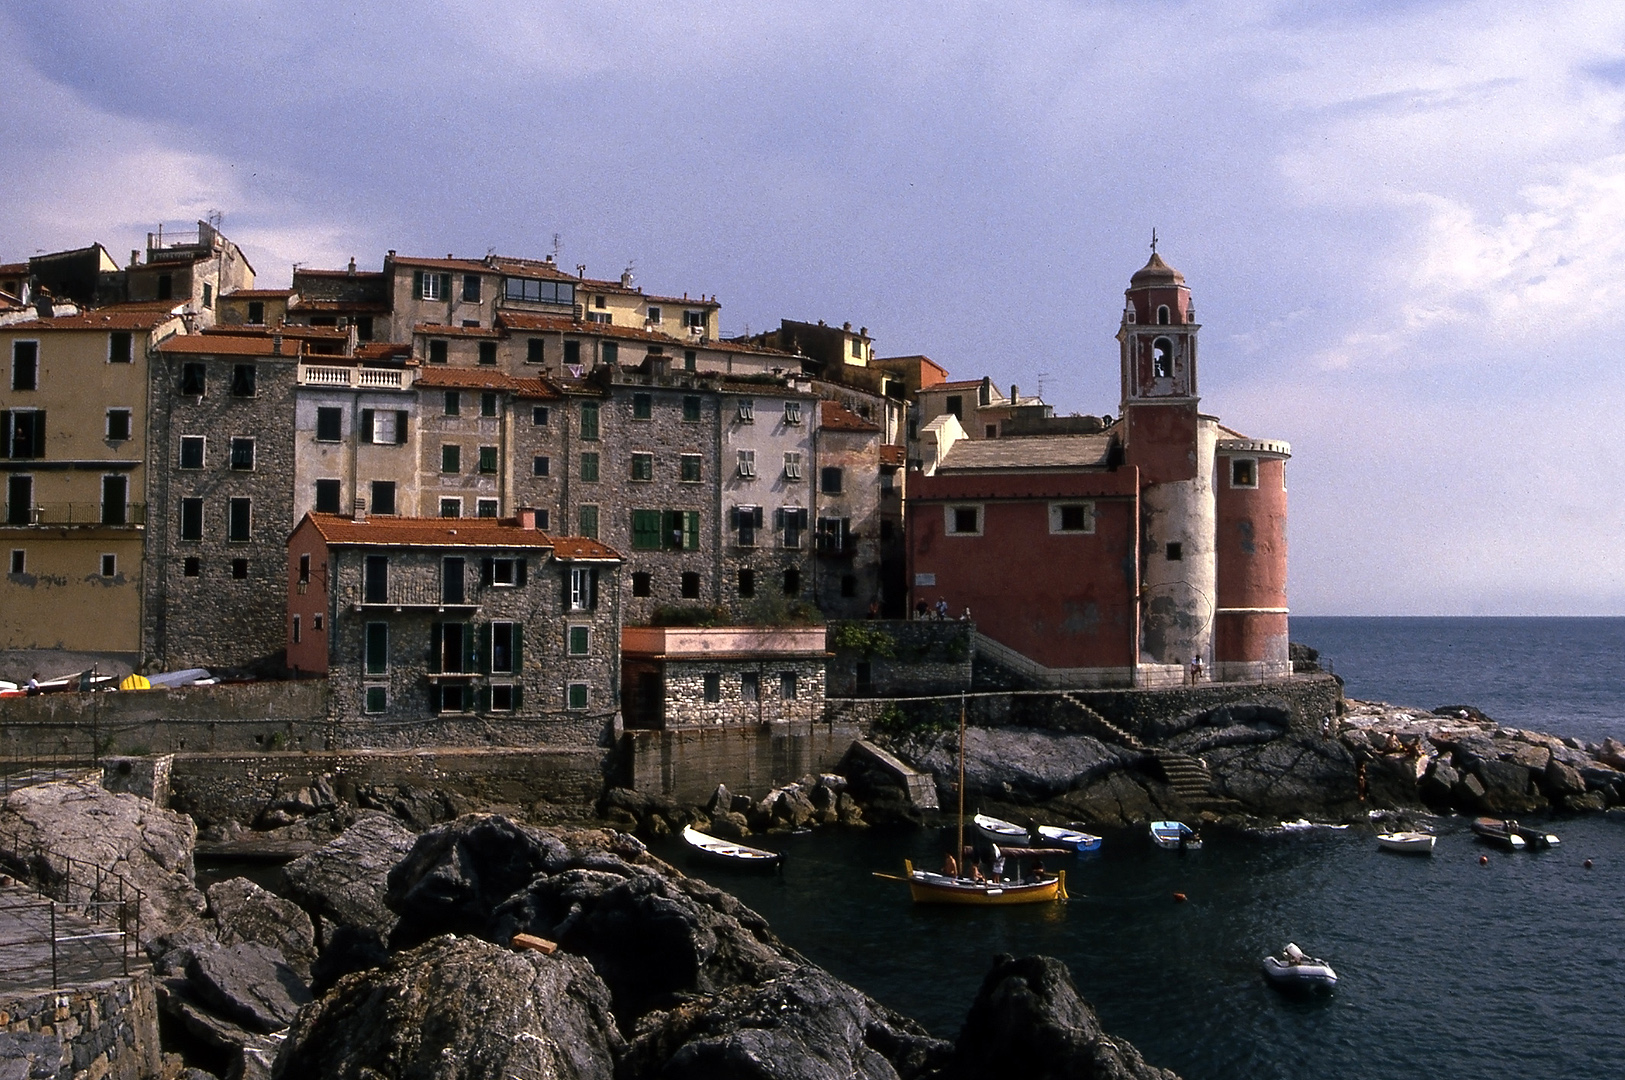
3,0,1625,615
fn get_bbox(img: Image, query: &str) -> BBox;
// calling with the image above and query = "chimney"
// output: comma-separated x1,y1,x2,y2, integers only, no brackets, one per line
620,267,634,288
129,249,140,269
1010,384,1018,404
352,497,367,523
347,257,356,275
517,507,537,530
272,333,283,356
842,321,851,331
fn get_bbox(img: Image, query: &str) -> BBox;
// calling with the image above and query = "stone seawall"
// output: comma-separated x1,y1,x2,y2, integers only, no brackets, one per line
169,747,607,826
623,720,865,803
0,974,162,1080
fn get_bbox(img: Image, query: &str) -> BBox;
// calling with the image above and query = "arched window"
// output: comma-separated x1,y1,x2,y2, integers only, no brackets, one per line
1152,337,1173,378
1157,305,1170,325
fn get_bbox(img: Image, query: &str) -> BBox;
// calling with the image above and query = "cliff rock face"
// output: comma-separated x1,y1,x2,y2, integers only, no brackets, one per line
207,877,318,980
281,812,417,939
0,779,206,944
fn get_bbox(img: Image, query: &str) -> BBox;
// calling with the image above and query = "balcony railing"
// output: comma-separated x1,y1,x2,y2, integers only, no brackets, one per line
298,364,411,390
346,577,484,609
3,503,146,527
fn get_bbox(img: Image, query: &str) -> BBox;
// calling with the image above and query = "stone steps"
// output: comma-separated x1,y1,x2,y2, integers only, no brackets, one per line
1059,693,1146,750
1151,749,1242,809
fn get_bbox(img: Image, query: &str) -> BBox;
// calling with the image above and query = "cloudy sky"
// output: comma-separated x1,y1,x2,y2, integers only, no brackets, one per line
4,1,1624,615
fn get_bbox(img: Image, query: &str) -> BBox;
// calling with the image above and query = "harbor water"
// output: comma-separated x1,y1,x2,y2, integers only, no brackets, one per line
658,617,1625,1080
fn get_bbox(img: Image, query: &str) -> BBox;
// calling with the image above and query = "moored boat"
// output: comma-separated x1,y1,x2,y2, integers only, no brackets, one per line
1037,824,1103,853
1470,817,1527,851
899,860,1068,905
1510,822,1560,849
1376,830,1436,854
972,813,1033,847
680,825,783,870
1150,820,1201,850
1262,942,1337,993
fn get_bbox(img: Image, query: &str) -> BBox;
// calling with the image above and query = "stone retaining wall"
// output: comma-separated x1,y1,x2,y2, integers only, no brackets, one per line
0,974,161,1080
826,620,972,697
623,720,865,803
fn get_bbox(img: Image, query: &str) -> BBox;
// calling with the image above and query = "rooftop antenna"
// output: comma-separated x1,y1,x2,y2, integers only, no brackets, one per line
1150,227,1158,254
551,233,561,259
1035,372,1050,400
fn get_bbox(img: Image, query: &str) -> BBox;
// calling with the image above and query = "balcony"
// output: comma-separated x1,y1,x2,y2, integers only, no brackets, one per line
345,576,483,611
3,502,146,527
298,364,411,390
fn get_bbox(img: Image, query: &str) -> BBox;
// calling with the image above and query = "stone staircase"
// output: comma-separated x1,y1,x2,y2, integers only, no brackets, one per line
1151,749,1242,810
1059,693,1145,750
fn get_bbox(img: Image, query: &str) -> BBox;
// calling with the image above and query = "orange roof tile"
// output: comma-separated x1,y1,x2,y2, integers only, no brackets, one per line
203,324,347,340
295,300,391,313
414,322,501,339
158,334,302,357
293,267,386,280
879,444,906,466
3,305,186,332
496,311,684,346
225,289,297,299
413,368,523,390
547,536,623,561
0,262,28,276
302,512,622,560
929,380,993,392
357,343,412,360
820,399,882,432
513,376,563,400
389,255,491,273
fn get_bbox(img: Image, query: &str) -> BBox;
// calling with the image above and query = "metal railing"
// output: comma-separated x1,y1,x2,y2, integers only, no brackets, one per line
0,827,145,988
3,502,147,526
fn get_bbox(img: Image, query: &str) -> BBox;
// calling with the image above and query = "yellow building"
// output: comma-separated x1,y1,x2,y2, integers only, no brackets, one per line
0,304,185,658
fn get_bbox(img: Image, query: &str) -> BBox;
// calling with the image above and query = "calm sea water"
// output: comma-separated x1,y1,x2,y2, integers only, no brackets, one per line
658,618,1625,1080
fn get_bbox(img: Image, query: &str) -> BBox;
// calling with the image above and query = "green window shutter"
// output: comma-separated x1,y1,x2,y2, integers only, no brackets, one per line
512,682,523,710
632,509,661,550
512,624,523,672
413,270,424,297
481,622,493,675
684,511,700,550
428,623,443,674
361,410,375,443
465,622,478,674
478,685,491,713
589,568,600,609
395,410,409,444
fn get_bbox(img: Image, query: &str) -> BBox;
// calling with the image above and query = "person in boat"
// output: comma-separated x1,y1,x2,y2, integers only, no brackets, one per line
970,863,984,882
990,844,1006,881
942,852,958,877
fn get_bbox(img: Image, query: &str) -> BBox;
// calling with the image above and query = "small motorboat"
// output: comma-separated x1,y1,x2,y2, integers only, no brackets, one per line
1376,831,1436,854
1510,822,1560,849
1150,820,1201,850
1262,942,1337,993
679,825,783,870
973,813,1034,847
1037,824,1103,853
1470,818,1527,851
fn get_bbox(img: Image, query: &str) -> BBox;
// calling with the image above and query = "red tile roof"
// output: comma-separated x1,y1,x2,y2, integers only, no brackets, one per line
496,311,682,345
879,444,906,466
295,300,391,313
414,322,501,339
389,255,492,273
413,367,523,390
203,324,347,340
820,399,882,432
301,513,621,560
293,268,386,280
356,343,412,360
929,380,994,392
3,305,186,332
513,376,563,400
158,333,302,357
487,256,582,282
0,262,28,276
225,289,297,299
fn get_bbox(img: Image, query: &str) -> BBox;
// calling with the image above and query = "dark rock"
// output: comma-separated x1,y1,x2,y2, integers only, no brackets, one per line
207,878,317,980
0,1031,62,1080
729,793,755,815
1542,759,1588,798
1420,759,1460,807
1363,753,1426,809
1433,705,1492,723
0,779,207,946
899,727,1134,804
356,782,461,831
1500,742,1551,771
273,935,623,1080
385,815,568,949
1564,792,1607,812
836,791,866,825
1470,759,1544,813
707,783,733,813
1581,765,1625,804
186,943,311,1033
768,786,817,828
280,813,417,939
1454,771,1487,806
493,863,796,1023
307,924,390,996
945,954,1178,1080
1205,734,1359,817
1598,738,1625,771
1289,641,1320,672
709,810,752,839
624,966,952,1080
156,977,278,1062
1055,771,1161,828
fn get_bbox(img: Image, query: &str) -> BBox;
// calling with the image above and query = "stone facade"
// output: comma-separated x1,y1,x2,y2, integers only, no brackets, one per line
619,626,828,729
0,974,162,1080
145,337,301,670
291,362,420,523
813,400,884,618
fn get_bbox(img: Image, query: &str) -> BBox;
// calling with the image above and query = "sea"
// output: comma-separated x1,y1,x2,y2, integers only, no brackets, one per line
652,617,1625,1080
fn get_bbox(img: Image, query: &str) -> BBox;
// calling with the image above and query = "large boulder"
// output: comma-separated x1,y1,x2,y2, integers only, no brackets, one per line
1420,759,1461,807
1542,759,1588,799
622,966,951,1080
1469,759,1544,813
0,779,205,945
1205,734,1359,817
899,727,1134,804
186,942,311,1034
272,934,623,1080
280,812,416,939
207,877,317,979
945,954,1179,1079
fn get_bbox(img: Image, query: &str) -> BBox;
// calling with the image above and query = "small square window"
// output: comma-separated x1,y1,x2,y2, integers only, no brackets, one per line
477,499,498,518
444,391,460,416
314,479,342,514
948,506,981,535
632,393,652,419
821,467,843,494
646,306,662,325
371,481,397,515
429,340,448,364
781,672,797,699
530,407,550,428
179,436,205,469
703,672,721,703
569,625,590,655
478,341,497,366
183,556,200,577
463,274,482,302
231,364,256,397
231,558,248,579
681,571,701,599
580,452,599,482
527,339,544,364
784,568,802,595
738,568,755,597
631,452,653,481
230,437,255,471
228,498,251,541
316,407,342,442
568,683,589,710
106,409,132,441
1052,503,1096,534
489,684,515,711
783,452,802,480
632,571,652,597
440,498,461,518
181,363,206,397
1231,458,1258,488
492,558,517,585
442,445,461,473
736,398,754,423
742,672,759,702
313,613,323,630
680,454,701,483
8,550,23,574
364,686,387,713
737,450,756,478
682,396,701,422
109,332,133,363
784,401,802,425
481,391,497,416
478,446,498,473
246,302,264,325
1166,542,1183,561
100,554,116,577
532,456,550,477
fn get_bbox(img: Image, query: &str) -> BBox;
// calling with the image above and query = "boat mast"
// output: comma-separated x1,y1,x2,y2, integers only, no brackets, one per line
957,692,966,877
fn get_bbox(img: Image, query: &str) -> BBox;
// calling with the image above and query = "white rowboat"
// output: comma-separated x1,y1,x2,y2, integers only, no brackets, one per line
680,825,783,870
972,813,1033,847
1375,831,1436,854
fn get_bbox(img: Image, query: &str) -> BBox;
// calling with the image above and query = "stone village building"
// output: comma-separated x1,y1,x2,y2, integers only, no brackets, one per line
285,510,622,741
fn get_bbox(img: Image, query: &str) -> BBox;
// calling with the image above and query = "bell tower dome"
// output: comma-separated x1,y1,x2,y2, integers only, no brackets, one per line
1118,245,1198,410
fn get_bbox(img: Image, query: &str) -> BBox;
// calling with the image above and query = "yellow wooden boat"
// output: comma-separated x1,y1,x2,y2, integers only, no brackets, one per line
900,859,1067,905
